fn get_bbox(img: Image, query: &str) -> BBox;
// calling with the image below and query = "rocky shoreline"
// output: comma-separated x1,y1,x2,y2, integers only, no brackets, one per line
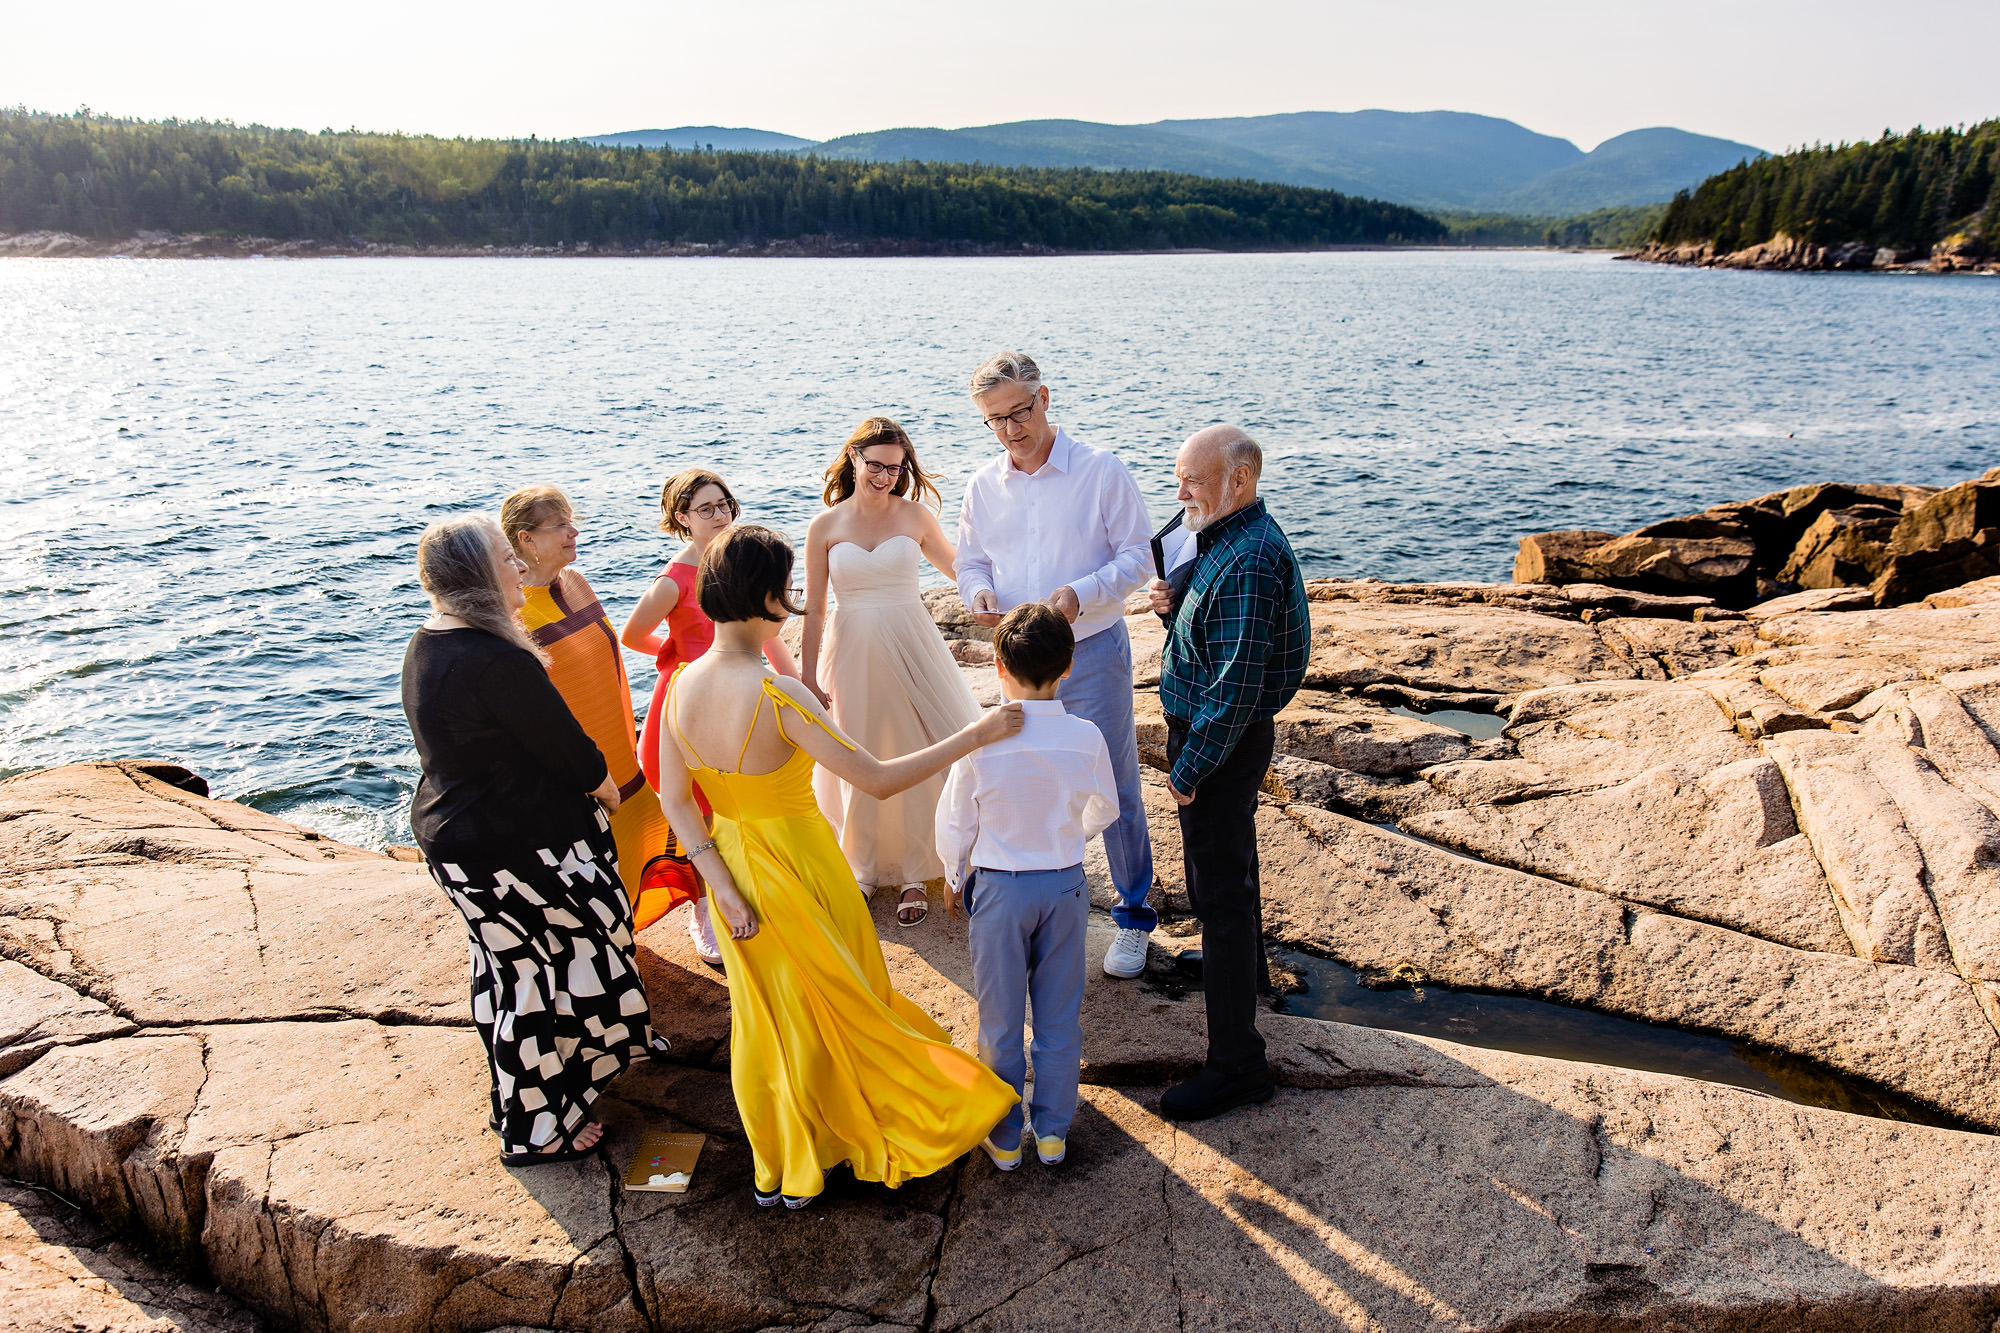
1516,467,2000,609
1623,232,1997,274
0,230,1074,261
0,231,1410,261
11,510,2000,1328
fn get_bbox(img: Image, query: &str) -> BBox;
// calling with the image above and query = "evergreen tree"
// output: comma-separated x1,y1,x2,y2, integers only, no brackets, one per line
1654,120,2000,252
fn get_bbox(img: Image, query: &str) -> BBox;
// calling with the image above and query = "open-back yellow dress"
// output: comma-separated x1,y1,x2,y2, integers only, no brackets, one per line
669,668,1016,1199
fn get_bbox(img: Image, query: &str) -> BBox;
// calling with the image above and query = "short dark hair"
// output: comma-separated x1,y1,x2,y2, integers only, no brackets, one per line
697,525,803,624
992,602,1073,688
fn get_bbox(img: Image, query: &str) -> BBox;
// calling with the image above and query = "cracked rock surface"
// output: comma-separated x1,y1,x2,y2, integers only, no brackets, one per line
11,587,2000,1333
1077,583,2000,1134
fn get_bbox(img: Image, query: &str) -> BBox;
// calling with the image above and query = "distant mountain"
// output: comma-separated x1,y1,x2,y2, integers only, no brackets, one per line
810,119,1293,182
588,111,1766,214
1154,110,1583,210
582,126,812,152
1500,128,1766,215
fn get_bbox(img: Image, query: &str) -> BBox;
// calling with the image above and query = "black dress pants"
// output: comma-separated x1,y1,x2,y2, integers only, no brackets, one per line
1167,716,1276,1079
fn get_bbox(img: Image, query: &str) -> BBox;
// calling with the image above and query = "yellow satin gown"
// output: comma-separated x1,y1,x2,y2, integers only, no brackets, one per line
670,669,1017,1199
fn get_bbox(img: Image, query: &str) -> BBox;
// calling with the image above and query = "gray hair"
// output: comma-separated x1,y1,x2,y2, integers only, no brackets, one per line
415,515,547,664
1222,429,1263,480
1188,424,1263,481
968,350,1042,399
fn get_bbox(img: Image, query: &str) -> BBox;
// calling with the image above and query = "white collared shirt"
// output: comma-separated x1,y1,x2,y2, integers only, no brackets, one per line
935,699,1119,891
955,427,1155,643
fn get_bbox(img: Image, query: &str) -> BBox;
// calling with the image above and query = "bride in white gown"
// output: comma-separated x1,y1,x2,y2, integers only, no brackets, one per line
801,417,979,926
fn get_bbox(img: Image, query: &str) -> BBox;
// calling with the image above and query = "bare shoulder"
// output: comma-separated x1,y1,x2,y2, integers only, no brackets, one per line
767,673,823,713
899,496,946,532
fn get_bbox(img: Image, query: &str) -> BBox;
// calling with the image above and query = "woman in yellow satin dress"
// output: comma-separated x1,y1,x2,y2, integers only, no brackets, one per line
655,524,1023,1207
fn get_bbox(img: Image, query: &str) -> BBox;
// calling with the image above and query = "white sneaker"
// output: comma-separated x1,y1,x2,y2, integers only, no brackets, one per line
690,902,723,966
1103,928,1150,978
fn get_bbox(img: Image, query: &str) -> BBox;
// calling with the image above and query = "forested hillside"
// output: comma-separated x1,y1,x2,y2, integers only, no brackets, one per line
0,112,1445,252
1653,121,1998,254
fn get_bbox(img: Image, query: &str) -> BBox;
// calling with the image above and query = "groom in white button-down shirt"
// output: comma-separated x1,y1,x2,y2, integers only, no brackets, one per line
956,350,1158,981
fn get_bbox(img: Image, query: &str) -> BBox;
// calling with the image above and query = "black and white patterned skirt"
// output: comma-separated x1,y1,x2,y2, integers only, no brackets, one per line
427,808,660,1161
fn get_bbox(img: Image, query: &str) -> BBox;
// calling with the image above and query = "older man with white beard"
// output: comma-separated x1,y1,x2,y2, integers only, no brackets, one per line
1147,425,1309,1122
957,351,1158,980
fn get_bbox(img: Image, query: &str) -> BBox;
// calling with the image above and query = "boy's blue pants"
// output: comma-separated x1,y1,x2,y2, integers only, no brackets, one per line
965,864,1089,1144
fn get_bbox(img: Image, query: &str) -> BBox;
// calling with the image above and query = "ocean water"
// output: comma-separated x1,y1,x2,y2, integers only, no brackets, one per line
3,251,1996,847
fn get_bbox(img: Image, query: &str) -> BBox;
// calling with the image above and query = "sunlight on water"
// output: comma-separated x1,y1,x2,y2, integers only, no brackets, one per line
3,252,1995,844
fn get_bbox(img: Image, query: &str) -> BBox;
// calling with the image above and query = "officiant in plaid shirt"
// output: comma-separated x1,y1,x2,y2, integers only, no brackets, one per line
1147,425,1309,1124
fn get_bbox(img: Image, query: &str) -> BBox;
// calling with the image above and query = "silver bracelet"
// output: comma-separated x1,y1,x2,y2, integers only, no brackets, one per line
685,838,718,859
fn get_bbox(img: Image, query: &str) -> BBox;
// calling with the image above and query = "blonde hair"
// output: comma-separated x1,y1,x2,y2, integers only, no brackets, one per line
499,484,573,555
415,516,547,664
821,417,942,511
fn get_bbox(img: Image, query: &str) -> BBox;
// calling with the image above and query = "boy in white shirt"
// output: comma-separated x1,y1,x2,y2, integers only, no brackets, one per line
939,603,1120,1171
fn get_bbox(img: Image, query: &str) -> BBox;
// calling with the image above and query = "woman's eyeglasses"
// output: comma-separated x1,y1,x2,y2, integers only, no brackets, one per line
686,499,739,521
856,457,907,479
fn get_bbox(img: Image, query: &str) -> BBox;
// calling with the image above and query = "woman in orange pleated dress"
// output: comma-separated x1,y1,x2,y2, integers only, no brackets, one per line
502,485,680,931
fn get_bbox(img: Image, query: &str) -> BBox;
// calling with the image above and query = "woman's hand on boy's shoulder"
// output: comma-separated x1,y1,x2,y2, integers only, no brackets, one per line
973,701,1026,745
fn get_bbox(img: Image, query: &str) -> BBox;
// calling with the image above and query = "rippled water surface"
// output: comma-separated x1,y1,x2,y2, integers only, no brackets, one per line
4,252,1995,844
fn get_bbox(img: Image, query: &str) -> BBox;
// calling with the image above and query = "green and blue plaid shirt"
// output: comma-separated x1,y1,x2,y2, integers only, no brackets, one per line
1159,498,1310,793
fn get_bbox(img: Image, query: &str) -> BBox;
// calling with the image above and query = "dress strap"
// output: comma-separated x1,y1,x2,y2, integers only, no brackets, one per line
733,691,766,773
763,678,857,752
666,664,710,771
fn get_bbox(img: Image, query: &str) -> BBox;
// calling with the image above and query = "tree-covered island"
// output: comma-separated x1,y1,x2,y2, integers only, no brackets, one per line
1634,119,1998,271
0,111,1447,254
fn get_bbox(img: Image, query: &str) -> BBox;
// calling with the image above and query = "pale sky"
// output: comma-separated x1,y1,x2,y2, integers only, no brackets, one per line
5,0,1994,154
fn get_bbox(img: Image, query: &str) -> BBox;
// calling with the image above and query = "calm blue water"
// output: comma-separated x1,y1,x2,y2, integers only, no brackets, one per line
3,252,1995,846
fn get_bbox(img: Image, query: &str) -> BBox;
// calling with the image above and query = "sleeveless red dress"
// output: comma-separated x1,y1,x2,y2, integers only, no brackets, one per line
639,562,715,795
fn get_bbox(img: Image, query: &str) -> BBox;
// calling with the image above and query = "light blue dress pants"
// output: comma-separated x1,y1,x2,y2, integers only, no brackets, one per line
965,865,1089,1143
1055,619,1157,931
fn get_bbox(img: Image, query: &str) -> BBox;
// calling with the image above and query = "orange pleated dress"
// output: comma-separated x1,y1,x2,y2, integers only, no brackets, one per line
521,568,682,929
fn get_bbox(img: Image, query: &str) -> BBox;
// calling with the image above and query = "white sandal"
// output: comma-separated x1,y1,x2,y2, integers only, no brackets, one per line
896,883,928,927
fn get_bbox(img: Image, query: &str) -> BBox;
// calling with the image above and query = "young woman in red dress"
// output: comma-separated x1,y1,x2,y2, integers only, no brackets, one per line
622,469,797,963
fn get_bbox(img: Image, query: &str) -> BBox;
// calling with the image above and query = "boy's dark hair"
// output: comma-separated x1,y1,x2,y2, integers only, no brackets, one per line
992,602,1073,688
697,525,804,624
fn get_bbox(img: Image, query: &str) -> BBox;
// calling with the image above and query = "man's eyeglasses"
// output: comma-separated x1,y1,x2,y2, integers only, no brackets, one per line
856,457,907,479
686,498,738,521
982,401,1038,432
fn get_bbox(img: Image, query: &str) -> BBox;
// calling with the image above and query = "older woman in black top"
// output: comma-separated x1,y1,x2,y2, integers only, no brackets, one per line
401,514,659,1164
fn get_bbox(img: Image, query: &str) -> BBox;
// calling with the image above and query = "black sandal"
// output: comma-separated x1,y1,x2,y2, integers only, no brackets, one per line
500,1124,604,1166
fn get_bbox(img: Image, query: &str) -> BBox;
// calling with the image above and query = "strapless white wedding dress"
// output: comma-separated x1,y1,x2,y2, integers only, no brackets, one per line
812,535,980,888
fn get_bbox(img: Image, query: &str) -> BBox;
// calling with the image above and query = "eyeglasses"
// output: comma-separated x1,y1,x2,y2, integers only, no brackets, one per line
855,456,907,479
532,521,579,537
982,400,1038,432
686,498,739,521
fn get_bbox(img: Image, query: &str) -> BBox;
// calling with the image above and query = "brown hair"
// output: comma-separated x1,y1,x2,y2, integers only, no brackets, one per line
696,525,805,625
992,602,1073,688
499,484,573,555
821,417,942,511
659,469,739,538
415,516,547,663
